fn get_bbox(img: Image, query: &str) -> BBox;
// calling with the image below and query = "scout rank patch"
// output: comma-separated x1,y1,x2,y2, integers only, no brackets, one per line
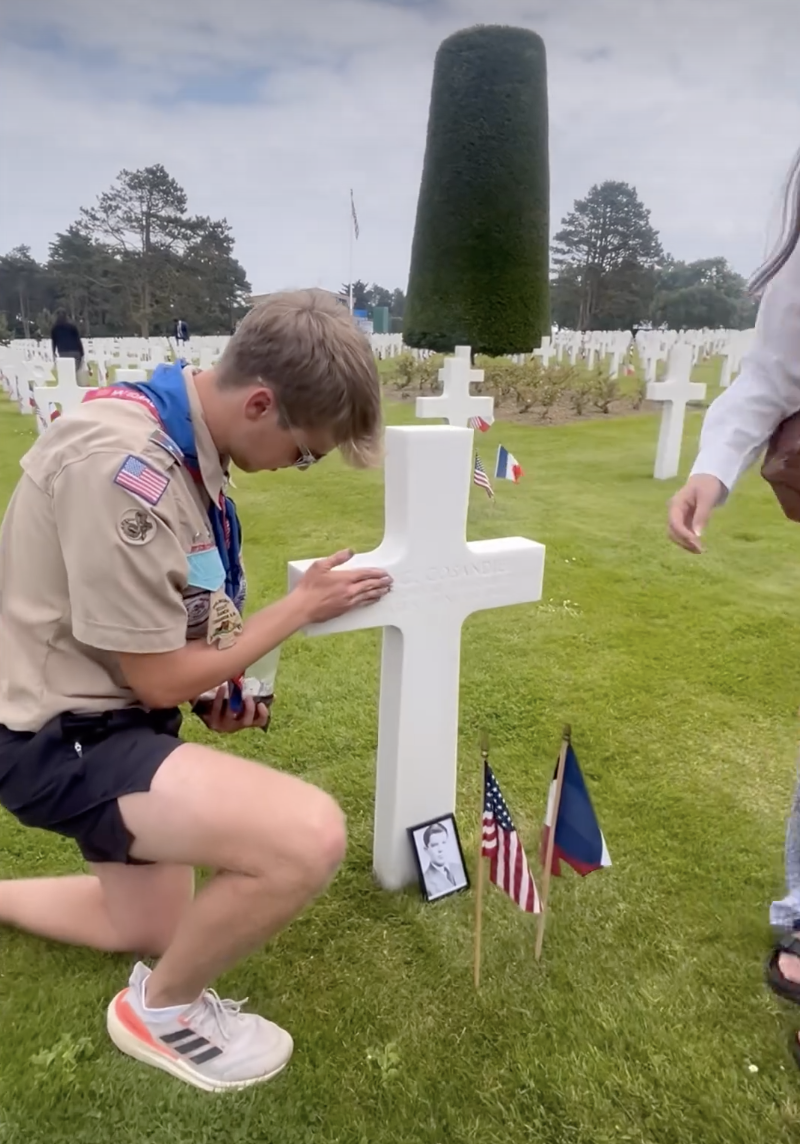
118,507,156,545
114,455,170,505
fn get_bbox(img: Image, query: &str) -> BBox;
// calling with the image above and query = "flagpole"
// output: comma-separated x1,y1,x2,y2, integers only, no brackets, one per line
348,189,354,315
474,733,489,989
535,724,571,962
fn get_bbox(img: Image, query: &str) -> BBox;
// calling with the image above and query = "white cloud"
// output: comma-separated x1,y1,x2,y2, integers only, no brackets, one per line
1,0,798,294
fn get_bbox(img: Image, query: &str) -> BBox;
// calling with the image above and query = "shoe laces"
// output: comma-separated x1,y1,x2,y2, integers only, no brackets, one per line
195,989,250,1043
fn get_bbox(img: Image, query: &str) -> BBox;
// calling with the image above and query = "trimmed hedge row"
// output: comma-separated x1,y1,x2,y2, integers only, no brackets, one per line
404,25,551,356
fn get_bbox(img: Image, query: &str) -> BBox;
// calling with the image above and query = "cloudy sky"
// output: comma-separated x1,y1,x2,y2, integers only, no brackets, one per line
1,0,798,296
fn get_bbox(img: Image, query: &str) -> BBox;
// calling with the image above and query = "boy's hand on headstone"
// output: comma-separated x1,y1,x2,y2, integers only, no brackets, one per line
668,474,724,553
295,549,392,622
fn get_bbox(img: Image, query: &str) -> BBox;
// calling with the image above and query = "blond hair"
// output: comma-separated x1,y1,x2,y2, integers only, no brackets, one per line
217,289,383,467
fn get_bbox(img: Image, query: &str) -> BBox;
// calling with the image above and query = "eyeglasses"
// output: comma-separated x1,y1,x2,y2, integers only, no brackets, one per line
292,438,317,471
255,378,323,470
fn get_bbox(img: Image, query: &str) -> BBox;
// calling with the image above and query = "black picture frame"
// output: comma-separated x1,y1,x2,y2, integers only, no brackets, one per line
407,813,470,903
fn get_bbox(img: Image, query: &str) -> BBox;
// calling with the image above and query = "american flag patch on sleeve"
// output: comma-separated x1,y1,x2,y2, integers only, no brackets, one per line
114,455,170,505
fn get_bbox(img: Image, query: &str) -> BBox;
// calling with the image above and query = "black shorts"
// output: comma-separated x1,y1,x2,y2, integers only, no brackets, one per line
0,707,183,865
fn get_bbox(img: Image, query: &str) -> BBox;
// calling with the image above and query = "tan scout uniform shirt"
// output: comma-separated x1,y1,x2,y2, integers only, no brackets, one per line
0,371,233,732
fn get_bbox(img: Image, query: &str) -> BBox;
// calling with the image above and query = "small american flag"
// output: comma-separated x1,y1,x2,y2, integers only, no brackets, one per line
114,455,170,505
350,189,360,240
469,416,491,433
481,761,541,913
473,453,494,499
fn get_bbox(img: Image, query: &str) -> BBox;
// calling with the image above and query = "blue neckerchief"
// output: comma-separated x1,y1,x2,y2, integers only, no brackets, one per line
118,361,246,711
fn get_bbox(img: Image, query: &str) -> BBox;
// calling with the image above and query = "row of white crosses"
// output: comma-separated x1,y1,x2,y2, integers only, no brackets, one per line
10,336,228,399
290,346,545,888
0,338,228,435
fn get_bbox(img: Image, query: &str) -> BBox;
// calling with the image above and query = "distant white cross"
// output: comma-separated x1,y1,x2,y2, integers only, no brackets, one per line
647,343,707,480
288,425,545,889
32,358,85,432
533,336,554,368
114,368,149,382
415,347,494,428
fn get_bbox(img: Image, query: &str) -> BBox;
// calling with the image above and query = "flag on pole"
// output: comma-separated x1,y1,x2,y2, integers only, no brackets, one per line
473,453,494,498
540,743,611,877
468,416,492,433
495,445,523,483
350,189,360,240
481,761,541,913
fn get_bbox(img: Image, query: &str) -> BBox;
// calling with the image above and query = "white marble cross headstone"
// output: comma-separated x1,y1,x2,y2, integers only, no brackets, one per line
32,358,85,430
719,352,733,389
287,425,545,890
7,362,32,416
415,347,494,428
533,336,554,368
114,368,149,383
646,344,707,480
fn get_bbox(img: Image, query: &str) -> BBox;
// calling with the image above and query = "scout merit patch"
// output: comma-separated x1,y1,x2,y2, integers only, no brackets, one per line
207,588,243,650
118,508,156,545
114,455,170,505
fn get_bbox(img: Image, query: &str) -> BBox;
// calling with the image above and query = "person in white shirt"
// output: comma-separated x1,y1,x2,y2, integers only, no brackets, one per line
668,149,800,1034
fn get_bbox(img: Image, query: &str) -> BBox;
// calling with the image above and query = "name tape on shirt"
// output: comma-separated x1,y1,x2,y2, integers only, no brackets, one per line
114,455,170,505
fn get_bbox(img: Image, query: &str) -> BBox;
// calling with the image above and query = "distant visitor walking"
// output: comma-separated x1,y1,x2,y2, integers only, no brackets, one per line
173,317,190,355
50,309,90,386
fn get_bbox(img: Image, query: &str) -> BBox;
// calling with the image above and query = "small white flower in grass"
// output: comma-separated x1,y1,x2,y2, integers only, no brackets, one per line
747,1063,759,1074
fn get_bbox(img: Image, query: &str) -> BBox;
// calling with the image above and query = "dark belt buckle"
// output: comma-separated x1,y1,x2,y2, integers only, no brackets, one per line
60,711,112,742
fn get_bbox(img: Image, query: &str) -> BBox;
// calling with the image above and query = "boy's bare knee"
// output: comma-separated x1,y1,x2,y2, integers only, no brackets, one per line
251,790,347,890
305,793,347,882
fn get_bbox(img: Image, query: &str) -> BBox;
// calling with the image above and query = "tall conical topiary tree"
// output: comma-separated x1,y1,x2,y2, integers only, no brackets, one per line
404,25,550,356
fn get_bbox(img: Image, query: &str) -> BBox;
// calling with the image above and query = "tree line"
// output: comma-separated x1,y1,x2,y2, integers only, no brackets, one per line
0,165,252,341
0,167,757,345
551,180,758,331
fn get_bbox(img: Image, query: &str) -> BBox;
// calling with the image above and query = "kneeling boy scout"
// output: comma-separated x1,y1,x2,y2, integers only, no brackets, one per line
0,291,392,1092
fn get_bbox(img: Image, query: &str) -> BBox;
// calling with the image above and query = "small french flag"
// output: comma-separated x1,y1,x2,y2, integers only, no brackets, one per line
495,445,523,483
540,743,611,878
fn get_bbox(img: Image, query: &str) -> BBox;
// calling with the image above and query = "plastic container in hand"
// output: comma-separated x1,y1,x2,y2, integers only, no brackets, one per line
242,645,282,703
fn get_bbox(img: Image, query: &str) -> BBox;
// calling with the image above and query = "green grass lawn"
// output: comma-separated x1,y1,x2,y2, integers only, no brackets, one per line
2,381,800,1143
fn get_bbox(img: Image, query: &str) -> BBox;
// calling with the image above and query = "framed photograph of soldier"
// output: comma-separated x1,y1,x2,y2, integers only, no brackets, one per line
408,814,470,903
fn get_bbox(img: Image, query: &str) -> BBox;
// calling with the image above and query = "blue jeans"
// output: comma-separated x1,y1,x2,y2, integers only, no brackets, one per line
770,769,800,931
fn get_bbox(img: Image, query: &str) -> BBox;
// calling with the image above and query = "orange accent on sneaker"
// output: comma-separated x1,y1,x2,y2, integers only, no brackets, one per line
113,990,175,1057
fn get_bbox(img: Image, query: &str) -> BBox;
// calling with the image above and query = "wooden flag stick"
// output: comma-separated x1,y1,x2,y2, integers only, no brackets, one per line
474,733,489,989
535,724,571,962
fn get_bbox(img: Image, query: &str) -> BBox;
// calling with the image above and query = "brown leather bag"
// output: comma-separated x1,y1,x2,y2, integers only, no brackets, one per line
762,410,800,521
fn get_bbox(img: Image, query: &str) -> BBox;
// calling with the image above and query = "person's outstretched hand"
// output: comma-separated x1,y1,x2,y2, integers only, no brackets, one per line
294,549,392,623
668,474,725,553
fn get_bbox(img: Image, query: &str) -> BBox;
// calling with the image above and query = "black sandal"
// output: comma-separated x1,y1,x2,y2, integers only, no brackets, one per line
767,933,800,1004
791,1031,800,1070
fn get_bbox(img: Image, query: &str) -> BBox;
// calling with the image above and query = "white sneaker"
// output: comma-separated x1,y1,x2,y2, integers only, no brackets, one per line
106,962,293,1093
